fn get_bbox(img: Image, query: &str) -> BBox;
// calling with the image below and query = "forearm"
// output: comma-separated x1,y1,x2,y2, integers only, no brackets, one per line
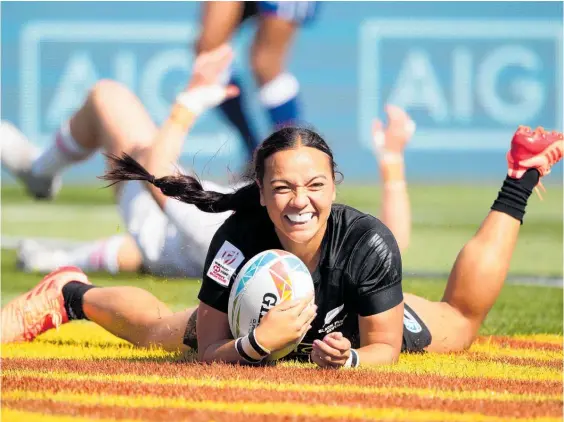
141,103,197,209
356,341,400,366
145,103,196,177
200,339,259,365
379,157,411,252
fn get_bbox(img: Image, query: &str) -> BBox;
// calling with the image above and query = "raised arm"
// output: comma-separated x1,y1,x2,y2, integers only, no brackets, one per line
372,105,415,252
139,44,239,209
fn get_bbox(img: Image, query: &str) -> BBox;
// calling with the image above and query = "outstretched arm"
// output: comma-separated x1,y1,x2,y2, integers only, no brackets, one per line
372,105,415,252
140,44,239,209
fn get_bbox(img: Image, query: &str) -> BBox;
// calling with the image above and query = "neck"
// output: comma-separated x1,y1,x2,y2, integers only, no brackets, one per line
276,221,327,273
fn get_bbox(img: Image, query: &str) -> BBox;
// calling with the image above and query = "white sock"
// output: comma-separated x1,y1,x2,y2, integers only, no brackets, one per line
65,235,125,274
31,121,95,178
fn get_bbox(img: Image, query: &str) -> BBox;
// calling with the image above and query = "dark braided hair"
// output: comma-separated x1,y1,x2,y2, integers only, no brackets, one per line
100,127,338,214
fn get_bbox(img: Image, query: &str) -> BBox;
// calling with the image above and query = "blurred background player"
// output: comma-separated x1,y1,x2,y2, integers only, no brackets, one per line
2,104,415,277
1,44,240,278
196,1,317,159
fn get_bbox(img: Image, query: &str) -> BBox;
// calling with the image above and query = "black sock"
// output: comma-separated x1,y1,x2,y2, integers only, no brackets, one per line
491,169,540,224
218,76,260,159
62,281,96,320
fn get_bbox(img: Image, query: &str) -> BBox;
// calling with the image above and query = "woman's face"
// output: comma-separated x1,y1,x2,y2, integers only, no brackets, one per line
259,146,336,246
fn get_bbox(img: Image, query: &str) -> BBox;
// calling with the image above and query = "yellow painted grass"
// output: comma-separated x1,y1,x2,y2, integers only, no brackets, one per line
2,323,561,382
510,335,563,345
1,408,138,422
5,369,560,403
2,390,561,422
280,354,561,382
468,343,562,361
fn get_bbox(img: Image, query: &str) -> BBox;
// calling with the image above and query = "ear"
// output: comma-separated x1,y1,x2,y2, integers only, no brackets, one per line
331,183,336,202
257,180,266,207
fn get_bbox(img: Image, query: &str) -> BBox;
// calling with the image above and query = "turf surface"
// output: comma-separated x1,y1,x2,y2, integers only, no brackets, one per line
1,183,562,421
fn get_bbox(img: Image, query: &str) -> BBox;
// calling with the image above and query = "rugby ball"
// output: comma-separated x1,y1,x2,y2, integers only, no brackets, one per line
228,249,314,360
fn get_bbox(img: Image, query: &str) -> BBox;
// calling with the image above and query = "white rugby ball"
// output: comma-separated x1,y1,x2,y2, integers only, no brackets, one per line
228,249,314,360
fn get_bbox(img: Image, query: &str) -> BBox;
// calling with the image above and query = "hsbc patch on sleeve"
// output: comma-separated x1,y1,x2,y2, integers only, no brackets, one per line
206,241,245,287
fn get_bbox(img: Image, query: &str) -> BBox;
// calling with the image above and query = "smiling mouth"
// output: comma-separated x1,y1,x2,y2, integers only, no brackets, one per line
285,212,314,225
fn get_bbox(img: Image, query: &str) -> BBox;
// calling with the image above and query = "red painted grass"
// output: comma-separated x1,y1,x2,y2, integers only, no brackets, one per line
3,358,560,397
3,373,562,418
474,337,563,352
466,353,563,370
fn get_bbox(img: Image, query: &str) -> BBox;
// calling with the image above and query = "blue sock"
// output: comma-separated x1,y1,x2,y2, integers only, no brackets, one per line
266,96,300,129
218,75,260,159
259,73,301,129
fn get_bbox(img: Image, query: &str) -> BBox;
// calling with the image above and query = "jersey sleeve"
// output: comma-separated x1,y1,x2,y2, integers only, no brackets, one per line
197,217,248,313
348,225,403,317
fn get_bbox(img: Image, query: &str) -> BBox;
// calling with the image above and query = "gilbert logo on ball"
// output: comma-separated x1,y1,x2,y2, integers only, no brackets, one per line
228,249,315,360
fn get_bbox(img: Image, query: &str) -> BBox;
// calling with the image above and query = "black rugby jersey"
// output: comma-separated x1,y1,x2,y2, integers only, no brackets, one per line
198,203,403,360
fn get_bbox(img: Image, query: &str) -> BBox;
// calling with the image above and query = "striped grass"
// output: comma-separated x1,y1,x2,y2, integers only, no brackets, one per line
2,390,561,422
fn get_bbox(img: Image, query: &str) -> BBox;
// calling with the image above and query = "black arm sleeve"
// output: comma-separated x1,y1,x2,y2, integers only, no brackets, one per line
197,220,247,313
348,226,403,317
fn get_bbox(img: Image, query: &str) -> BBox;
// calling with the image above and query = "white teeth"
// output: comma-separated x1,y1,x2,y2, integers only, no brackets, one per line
286,213,313,223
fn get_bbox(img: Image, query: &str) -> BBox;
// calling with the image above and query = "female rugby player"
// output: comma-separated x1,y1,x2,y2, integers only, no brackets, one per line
3,123,561,368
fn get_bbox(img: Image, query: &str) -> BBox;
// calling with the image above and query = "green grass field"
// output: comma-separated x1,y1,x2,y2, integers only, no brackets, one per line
1,182,563,336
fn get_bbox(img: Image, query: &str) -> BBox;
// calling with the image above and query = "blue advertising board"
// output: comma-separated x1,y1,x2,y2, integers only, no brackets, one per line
2,1,562,182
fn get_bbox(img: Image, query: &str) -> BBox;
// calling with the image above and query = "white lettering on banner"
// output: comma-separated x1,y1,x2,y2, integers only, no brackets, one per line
19,21,240,156
477,45,544,125
388,49,449,123
46,52,100,127
358,20,563,150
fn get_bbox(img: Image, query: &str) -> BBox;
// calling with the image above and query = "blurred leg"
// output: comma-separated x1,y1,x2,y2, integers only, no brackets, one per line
252,15,301,127
17,234,143,274
196,2,259,158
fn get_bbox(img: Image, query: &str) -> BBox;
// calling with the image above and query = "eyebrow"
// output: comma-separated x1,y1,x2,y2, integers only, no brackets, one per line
270,175,328,185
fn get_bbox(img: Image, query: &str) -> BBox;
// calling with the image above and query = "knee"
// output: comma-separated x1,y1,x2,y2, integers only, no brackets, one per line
451,311,481,351
88,79,132,111
251,46,283,85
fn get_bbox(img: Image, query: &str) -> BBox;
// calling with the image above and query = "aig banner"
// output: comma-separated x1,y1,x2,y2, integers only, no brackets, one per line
2,2,562,179
358,19,562,151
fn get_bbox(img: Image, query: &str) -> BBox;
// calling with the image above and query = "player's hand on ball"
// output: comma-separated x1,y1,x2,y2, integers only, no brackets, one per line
311,332,352,368
177,43,239,115
254,293,317,352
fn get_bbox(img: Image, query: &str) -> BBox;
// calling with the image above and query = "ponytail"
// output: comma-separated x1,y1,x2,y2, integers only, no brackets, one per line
100,153,262,214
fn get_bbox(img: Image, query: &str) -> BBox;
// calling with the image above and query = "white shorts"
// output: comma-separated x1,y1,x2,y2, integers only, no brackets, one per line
118,180,231,278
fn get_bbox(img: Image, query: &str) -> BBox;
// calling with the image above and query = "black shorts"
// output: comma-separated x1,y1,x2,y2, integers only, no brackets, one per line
401,303,432,353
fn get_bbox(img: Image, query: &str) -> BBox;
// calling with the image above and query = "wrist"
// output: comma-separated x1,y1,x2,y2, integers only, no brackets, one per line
175,85,227,116
253,325,273,352
343,348,360,368
168,103,196,131
235,329,271,364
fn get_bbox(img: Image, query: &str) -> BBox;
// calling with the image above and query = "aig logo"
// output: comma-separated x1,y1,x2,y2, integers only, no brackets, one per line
358,20,563,150
19,21,236,155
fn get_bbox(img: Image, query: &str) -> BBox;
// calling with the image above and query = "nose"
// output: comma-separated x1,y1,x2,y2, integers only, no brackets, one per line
290,187,310,209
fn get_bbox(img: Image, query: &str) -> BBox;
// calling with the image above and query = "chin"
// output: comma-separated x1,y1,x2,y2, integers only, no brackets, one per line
283,228,318,245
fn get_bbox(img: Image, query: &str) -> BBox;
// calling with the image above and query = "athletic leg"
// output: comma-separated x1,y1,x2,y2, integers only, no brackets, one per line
404,127,563,353
17,234,143,274
252,4,310,128
1,266,197,351
196,1,260,158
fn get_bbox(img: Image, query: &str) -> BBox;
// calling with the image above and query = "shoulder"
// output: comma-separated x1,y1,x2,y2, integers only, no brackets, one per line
328,204,400,274
329,204,392,246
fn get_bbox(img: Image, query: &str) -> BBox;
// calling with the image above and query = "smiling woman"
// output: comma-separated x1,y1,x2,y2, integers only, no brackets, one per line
3,124,562,370
99,126,406,367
